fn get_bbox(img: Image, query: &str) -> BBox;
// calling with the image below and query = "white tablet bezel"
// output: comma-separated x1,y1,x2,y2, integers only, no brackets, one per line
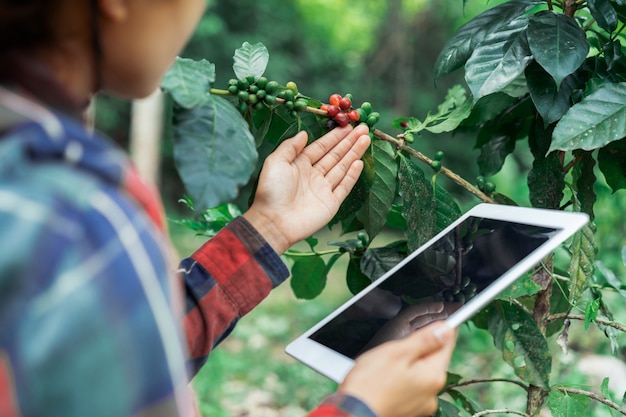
285,203,589,383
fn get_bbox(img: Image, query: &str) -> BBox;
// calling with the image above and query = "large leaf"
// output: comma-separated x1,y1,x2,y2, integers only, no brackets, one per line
360,241,408,281
434,0,543,79
356,140,398,239
477,133,517,177
232,42,269,81
526,60,583,125
172,96,257,211
567,223,597,306
550,82,626,152
527,11,589,88
465,15,532,101
572,151,597,221
528,120,565,209
161,57,215,109
487,301,552,388
588,0,618,33
347,255,372,295
598,137,626,192
548,390,591,417
397,156,437,251
290,254,327,299
433,183,462,232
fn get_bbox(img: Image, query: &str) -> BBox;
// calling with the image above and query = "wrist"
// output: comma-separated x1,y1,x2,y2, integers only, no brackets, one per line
242,208,290,255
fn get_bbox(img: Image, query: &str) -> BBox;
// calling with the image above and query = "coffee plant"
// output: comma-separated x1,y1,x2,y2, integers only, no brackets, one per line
161,0,626,414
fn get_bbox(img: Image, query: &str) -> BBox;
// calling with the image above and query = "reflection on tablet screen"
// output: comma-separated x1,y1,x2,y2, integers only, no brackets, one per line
310,216,559,359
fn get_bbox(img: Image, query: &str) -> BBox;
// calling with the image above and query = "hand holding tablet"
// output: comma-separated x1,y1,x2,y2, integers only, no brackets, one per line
286,204,588,383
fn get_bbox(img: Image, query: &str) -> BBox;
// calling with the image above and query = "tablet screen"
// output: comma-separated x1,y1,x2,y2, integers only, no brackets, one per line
309,216,559,359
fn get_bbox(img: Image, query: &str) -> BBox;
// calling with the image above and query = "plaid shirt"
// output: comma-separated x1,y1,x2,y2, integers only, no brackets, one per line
0,87,374,417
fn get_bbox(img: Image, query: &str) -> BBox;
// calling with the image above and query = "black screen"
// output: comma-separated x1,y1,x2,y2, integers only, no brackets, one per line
310,217,558,359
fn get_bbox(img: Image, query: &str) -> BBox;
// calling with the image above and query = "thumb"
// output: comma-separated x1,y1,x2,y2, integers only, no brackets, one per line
401,321,453,361
275,131,308,162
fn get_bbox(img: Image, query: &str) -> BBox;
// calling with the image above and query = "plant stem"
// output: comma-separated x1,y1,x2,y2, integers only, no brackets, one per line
293,101,495,204
471,410,530,417
372,129,496,203
209,88,231,95
547,0,553,10
283,249,340,257
444,378,529,391
546,313,626,333
564,0,577,17
556,387,626,415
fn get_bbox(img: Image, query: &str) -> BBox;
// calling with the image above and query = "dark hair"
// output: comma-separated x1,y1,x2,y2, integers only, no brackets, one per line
0,1,58,52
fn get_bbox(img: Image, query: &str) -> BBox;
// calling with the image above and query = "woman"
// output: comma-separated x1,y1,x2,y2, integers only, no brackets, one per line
0,1,456,417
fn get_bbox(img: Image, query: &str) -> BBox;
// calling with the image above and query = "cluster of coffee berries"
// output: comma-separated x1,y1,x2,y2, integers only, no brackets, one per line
430,151,444,172
276,81,308,118
321,93,379,131
476,176,496,194
227,75,280,113
438,276,477,304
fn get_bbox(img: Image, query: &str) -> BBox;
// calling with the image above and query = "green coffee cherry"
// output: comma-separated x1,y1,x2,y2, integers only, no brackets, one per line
237,78,249,90
256,77,268,89
430,160,442,172
265,81,279,94
286,81,299,95
404,132,415,143
228,85,239,94
361,102,372,115
294,98,308,112
484,182,496,193
434,151,444,161
246,75,256,85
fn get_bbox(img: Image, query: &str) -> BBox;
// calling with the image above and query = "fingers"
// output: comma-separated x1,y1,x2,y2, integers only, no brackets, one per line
304,124,370,166
331,159,365,203
399,321,454,362
272,130,308,163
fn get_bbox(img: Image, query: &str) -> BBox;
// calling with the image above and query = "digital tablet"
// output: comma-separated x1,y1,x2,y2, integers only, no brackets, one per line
285,203,588,383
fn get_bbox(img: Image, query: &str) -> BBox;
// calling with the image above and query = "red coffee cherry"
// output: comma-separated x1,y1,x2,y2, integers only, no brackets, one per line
339,97,352,111
327,105,340,117
348,109,360,122
329,94,342,107
335,112,350,127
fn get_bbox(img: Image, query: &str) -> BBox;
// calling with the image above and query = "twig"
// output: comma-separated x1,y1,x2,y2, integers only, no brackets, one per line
445,378,529,392
213,90,495,203
372,129,496,203
556,387,626,415
471,410,529,417
563,152,584,174
546,313,626,333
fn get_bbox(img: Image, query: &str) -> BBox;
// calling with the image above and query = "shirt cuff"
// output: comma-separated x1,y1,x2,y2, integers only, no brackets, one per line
225,216,290,288
319,393,379,417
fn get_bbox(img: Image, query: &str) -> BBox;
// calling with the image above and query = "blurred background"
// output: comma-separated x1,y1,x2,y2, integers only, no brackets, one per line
92,0,626,415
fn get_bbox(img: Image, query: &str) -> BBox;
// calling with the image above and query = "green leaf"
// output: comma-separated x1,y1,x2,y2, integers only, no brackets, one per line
527,11,589,88
584,298,600,330
433,183,462,232
172,202,241,237
526,60,582,125
347,255,371,295
420,86,473,133
290,254,327,299
397,156,437,251
465,15,532,101
551,82,626,153
487,301,552,388
161,57,215,109
594,261,626,299
356,140,398,240
572,151,597,221
600,377,617,417
447,390,482,415
172,96,257,211
232,42,269,81
360,241,408,281
567,223,597,305
499,273,543,299
435,399,462,417
461,93,518,127
434,0,543,79
588,0,618,33
528,119,565,209
598,138,626,192
477,132,517,177
548,390,591,417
